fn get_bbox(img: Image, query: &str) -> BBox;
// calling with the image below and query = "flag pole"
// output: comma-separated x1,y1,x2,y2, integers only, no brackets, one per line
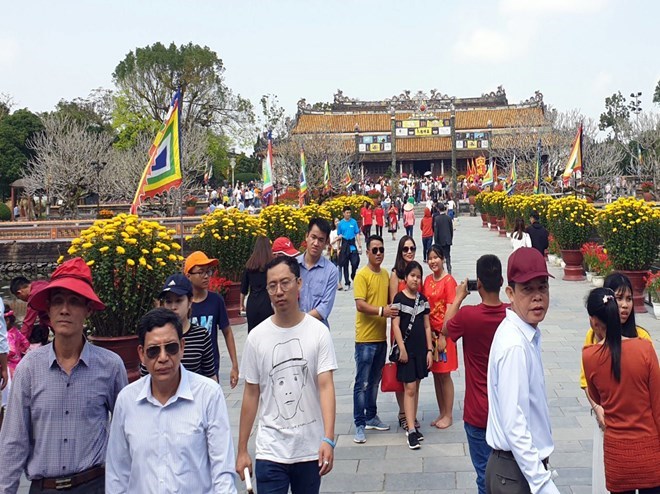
177,86,185,256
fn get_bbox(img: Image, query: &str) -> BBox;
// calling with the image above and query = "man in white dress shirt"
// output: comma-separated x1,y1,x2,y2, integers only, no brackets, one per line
485,247,559,494
106,308,237,494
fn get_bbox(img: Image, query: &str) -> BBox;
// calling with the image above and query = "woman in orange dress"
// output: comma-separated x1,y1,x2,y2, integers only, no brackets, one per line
387,203,399,241
582,287,660,493
422,245,457,429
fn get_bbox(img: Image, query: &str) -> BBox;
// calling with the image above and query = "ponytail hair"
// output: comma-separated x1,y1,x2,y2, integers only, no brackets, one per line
586,288,623,382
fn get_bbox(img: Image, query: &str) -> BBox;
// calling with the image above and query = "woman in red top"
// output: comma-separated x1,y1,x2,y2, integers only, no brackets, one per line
423,245,457,429
387,203,399,241
374,203,385,237
420,208,434,262
360,201,373,239
582,288,660,493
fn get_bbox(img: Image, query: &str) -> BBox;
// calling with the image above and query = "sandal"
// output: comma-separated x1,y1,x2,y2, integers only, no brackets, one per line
398,413,408,431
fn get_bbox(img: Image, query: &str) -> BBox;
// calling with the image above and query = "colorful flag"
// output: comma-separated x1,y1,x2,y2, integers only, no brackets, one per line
203,162,213,184
562,124,583,185
534,138,542,194
482,161,493,186
323,157,331,192
262,131,274,206
299,147,308,207
466,158,474,180
345,167,352,186
131,90,182,215
505,156,517,195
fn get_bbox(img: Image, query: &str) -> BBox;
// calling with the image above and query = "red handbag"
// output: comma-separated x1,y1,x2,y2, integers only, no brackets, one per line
381,362,403,393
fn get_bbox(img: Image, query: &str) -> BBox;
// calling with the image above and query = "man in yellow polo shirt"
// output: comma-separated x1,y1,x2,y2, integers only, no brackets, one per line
352,234,399,444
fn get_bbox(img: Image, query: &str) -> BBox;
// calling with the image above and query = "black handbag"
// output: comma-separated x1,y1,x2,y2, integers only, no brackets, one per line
389,293,420,363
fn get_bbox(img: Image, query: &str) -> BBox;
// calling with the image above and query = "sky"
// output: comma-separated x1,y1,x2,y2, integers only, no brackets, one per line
1,0,659,131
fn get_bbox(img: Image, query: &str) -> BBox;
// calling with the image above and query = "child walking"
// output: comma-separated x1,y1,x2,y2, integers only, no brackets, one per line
392,261,433,450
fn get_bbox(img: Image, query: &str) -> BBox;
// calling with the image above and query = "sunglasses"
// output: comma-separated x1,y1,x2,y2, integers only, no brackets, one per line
402,246,417,253
370,246,385,255
144,342,180,360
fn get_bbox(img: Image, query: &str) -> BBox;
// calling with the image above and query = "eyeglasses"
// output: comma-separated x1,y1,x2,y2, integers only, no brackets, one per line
266,277,297,295
370,247,385,255
189,269,214,277
144,342,180,360
402,246,417,253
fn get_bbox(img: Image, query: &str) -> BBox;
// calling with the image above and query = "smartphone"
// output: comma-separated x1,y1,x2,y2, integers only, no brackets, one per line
467,279,478,292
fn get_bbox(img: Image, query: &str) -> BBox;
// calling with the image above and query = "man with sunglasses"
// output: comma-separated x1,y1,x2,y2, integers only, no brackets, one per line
106,308,237,493
236,256,337,494
352,235,398,443
184,251,239,388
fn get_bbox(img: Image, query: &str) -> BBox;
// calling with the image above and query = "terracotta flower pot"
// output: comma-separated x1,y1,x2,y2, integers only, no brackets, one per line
480,213,488,228
89,334,140,383
642,192,653,202
497,218,507,237
222,281,246,324
616,269,648,313
186,205,197,216
560,249,585,281
489,215,499,231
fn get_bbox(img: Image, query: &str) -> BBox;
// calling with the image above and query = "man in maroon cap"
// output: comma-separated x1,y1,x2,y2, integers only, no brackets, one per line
485,248,558,494
0,258,128,493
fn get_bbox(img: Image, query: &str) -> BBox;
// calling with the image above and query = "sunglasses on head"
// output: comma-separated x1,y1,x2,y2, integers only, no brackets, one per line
402,246,416,253
145,342,180,360
370,246,385,255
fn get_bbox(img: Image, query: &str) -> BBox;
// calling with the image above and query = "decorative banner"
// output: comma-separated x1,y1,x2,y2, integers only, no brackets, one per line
358,134,391,153
395,118,451,137
475,156,487,176
456,132,489,150
562,124,583,185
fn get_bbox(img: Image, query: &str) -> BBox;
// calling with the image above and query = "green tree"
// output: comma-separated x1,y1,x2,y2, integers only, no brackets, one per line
654,79,660,105
112,42,254,140
111,92,161,150
0,109,44,197
598,91,630,136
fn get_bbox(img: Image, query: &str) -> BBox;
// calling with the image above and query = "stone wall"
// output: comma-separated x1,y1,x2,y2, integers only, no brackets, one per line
0,240,68,274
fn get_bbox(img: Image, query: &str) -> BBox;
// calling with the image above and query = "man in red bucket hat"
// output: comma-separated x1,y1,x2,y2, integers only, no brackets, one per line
0,257,128,493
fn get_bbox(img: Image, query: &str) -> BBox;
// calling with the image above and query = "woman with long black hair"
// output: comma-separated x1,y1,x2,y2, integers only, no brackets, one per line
582,287,660,494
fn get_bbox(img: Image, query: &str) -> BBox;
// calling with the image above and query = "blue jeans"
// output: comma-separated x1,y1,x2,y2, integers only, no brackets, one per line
255,459,321,494
422,236,433,261
353,342,387,427
464,421,491,494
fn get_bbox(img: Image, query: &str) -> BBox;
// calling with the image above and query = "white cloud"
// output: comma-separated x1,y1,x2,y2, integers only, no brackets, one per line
499,0,608,15
451,21,536,64
0,37,19,65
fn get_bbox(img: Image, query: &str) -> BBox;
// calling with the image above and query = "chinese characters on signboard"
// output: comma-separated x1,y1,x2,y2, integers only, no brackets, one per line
395,119,451,137
358,134,392,153
455,132,489,149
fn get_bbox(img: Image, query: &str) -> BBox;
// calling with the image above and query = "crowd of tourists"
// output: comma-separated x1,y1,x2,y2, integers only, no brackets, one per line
0,200,657,494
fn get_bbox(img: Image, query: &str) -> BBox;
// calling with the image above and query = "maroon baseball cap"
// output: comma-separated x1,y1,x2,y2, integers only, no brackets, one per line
507,247,554,284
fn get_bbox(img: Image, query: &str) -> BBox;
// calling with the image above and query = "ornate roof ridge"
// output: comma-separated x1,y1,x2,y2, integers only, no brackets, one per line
297,87,545,114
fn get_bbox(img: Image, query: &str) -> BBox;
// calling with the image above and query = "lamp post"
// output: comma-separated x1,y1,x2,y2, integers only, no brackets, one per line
450,104,457,196
628,92,642,179
487,119,493,181
354,124,360,188
91,160,107,217
230,157,236,191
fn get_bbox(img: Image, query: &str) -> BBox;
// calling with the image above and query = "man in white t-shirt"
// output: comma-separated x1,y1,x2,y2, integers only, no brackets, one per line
236,256,338,494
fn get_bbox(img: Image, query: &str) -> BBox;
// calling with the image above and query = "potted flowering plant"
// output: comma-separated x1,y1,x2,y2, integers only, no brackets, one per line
645,272,660,318
208,276,233,298
260,204,308,250
580,242,600,280
64,214,184,380
184,196,198,215
595,197,660,313
640,181,655,201
474,192,488,227
187,208,266,282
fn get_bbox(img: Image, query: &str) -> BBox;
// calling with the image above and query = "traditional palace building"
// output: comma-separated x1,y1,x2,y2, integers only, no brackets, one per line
290,86,549,179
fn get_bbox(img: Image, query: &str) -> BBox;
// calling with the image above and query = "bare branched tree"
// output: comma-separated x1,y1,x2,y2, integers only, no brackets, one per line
24,115,115,217
274,132,356,193
630,112,660,186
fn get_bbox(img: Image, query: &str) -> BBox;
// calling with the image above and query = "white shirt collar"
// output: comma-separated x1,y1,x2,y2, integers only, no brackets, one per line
136,364,194,406
505,308,539,343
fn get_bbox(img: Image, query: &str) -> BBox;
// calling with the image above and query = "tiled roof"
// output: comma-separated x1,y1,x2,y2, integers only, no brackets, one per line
293,107,545,134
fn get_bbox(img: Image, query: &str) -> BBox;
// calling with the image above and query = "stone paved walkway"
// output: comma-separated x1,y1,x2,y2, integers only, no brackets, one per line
18,212,658,493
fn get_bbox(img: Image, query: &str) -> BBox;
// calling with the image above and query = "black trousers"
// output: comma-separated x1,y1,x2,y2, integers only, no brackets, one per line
440,244,452,274
375,225,383,237
341,251,360,285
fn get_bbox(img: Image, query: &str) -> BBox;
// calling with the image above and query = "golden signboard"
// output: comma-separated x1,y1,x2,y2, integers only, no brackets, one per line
369,143,381,152
402,120,419,128
415,127,433,136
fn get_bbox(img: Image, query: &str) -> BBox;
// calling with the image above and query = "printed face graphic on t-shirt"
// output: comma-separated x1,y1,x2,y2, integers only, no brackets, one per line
270,364,307,420
269,338,308,420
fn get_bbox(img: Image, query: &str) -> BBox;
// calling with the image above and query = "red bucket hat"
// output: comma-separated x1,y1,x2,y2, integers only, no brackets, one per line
29,257,106,312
